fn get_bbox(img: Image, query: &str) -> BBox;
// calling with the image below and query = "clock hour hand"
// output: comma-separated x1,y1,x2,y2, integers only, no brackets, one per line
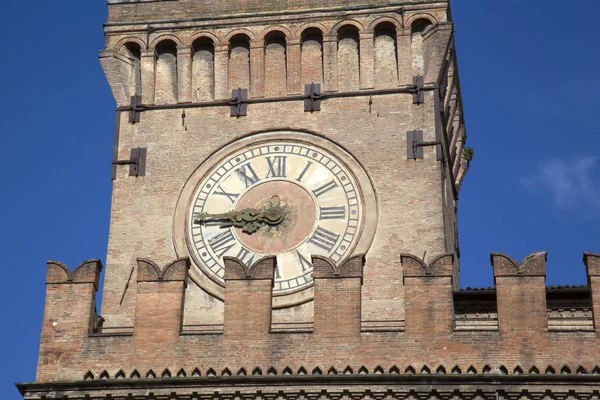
194,206,284,234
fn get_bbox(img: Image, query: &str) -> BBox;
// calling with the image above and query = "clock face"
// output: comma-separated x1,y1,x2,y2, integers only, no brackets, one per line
188,141,363,294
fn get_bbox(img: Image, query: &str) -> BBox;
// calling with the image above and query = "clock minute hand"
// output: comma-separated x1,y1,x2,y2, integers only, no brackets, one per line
194,206,284,234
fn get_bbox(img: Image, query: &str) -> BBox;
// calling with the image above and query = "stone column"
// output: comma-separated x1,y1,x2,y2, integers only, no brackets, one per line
176,45,192,103
140,49,156,104
322,33,338,92
397,28,413,86
286,36,302,94
250,39,265,98
359,32,374,89
214,42,230,100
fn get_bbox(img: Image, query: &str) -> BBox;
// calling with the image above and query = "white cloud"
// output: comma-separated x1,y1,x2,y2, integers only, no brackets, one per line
521,156,600,218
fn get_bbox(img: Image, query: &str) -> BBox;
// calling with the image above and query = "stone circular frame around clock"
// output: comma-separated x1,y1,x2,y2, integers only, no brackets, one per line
173,131,377,308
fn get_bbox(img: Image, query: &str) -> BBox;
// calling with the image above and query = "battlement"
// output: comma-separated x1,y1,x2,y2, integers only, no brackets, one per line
35,251,600,383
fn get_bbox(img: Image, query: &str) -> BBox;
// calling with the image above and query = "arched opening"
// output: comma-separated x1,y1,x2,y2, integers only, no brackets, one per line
192,37,215,101
301,28,323,85
374,22,398,88
120,42,142,97
411,18,433,76
337,25,360,91
229,34,251,93
264,31,287,96
154,40,178,104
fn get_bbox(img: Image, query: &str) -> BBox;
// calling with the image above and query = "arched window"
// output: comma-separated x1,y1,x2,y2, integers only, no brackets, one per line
337,25,360,91
120,42,142,98
192,37,215,101
154,40,178,104
411,18,433,76
301,28,323,85
374,22,398,89
264,31,287,96
229,34,251,93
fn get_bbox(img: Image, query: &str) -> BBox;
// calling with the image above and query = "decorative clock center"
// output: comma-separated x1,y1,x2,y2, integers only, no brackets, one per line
234,181,317,254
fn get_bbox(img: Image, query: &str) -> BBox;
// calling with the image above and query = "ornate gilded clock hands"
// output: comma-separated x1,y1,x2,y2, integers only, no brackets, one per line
194,206,284,234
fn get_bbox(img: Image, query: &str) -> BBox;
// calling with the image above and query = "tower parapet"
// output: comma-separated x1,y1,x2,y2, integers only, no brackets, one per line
30,252,600,388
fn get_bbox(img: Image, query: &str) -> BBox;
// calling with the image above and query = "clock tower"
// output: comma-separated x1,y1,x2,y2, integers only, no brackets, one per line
18,1,600,399
97,0,467,334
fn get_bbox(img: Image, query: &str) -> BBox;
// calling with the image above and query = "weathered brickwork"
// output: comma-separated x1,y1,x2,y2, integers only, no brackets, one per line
17,1,599,399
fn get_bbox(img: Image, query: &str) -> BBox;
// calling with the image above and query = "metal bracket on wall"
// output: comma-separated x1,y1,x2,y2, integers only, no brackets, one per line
406,130,441,160
229,88,248,117
129,95,144,123
412,76,425,104
304,83,322,112
112,148,147,177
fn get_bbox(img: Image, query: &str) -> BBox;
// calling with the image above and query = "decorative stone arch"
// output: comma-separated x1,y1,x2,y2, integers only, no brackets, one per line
150,34,183,50
260,25,292,41
113,37,146,51
331,19,365,35
225,28,256,42
405,13,438,32
367,16,402,33
187,31,219,47
294,22,328,37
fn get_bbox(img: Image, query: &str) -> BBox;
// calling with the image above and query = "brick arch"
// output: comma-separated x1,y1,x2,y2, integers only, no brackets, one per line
187,31,219,47
294,22,328,37
405,13,438,31
331,19,365,35
260,25,292,41
113,37,146,51
150,34,182,50
367,16,402,32
225,28,256,42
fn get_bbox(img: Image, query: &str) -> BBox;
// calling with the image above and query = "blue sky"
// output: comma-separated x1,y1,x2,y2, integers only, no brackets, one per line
1,0,599,398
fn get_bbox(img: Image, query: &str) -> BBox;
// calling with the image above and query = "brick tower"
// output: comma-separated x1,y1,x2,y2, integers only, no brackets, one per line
17,1,600,399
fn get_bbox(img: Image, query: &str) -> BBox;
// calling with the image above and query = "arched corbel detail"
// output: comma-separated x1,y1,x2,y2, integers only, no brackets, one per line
260,25,293,41
331,19,365,35
150,34,183,50
294,22,329,37
187,31,220,47
225,28,256,42
113,37,147,52
405,13,438,30
367,16,403,33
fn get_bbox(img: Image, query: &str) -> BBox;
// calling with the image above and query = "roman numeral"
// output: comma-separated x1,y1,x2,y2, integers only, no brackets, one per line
213,185,239,204
296,251,313,272
308,227,340,252
208,230,236,258
319,206,346,220
274,264,281,279
296,161,313,182
312,179,338,198
235,162,260,187
236,246,255,267
266,156,287,178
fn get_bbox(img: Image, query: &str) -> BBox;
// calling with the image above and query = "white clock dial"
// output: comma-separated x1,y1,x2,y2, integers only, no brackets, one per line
188,141,363,294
